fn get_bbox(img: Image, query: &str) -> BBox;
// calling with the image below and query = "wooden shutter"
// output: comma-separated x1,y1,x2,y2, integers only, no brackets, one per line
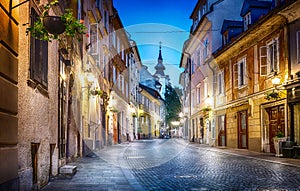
233,63,239,88
234,63,238,88
260,46,267,76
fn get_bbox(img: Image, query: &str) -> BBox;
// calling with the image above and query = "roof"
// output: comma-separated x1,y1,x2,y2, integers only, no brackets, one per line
221,20,243,34
139,83,163,101
241,0,272,16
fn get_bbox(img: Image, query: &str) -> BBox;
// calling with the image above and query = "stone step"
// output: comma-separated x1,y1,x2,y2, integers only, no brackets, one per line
59,165,77,177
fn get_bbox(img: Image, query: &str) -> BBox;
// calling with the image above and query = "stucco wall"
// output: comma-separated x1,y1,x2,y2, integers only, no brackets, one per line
18,2,59,190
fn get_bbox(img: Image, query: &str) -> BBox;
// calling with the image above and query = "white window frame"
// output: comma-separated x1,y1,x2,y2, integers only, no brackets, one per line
234,57,247,88
113,66,117,83
267,38,279,74
244,12,251,30
218,70,225,95
196,84,201,104
260,38,279,76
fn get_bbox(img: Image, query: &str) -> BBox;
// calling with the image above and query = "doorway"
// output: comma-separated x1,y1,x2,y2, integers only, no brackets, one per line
31,143,40,185
267,105,285,153
238,111,248,149
218,115,226,146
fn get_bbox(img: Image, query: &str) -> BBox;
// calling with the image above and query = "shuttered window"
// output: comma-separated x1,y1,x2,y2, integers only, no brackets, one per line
260,46,267,76
234,58,247,88
30,8,48,88
260,38,279,76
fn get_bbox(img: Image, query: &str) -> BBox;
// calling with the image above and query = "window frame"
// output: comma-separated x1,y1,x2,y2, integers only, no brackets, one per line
234,57,247,89
244,12,251,30
260,38,279,76
297,31,300,64
30,7,48,88
218,70,225,95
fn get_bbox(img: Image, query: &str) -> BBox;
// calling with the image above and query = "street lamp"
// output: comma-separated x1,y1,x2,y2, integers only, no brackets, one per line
272,73,281,86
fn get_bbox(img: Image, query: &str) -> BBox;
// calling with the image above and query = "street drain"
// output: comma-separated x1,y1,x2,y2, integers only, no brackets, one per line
175,175,197,179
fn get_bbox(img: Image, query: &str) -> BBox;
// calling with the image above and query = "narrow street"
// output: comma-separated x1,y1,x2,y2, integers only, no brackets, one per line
42,139,300,191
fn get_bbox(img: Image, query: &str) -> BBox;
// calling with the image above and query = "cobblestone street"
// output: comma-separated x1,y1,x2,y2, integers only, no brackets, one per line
42,139,300,191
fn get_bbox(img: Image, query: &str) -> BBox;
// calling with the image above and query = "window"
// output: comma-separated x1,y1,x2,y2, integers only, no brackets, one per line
118,74,124,94
297,31,300,64
197,85,201,104
112,30,116,48
121,45,125,60
104,10,109,30
197,49,201,66
96,0,102,10
203,38,209,60
30,8,48,88
234,58,247,88
191,59,196,74
117,37,120,54
223,31,229,46
218,71,224,95
244,12,251,30
204,80,208,98
192,91,196,107
89,23,99,55
260,38,279,75
113,66,117,83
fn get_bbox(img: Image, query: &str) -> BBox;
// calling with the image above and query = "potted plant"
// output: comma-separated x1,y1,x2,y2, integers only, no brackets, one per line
273,131,285,157
265,90,281,101
26,0,86,42
201,106,211,113
90,89,103,96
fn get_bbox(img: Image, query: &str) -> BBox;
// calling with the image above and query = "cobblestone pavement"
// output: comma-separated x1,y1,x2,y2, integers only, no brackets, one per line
42,139,300,191
122,139,300,191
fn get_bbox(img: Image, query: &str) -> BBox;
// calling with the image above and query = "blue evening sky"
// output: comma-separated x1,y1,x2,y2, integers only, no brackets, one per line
113,0,198,87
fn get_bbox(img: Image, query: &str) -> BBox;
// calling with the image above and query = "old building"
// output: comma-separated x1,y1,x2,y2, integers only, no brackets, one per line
0,0,19,190
212,0,296,153
279,0,300,145
128,40,143,140
108,8,132,144
180,0,244,144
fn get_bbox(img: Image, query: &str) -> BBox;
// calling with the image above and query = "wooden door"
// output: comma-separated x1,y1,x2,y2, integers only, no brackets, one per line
218,115,226,146
31,143,40,184
238,111,248,149
267,105,285,153
113,113,118,144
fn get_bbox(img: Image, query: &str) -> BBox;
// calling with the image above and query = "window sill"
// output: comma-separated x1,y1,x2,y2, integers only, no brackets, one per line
27,79,49,98
238,85,248,90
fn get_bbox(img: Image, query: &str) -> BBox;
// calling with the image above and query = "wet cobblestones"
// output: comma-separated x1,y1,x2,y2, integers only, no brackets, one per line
123,139,300,191
42,139,300,191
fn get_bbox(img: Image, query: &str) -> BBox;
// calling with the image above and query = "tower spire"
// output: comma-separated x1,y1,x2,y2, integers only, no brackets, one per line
158,41,163,61
154,42,165,76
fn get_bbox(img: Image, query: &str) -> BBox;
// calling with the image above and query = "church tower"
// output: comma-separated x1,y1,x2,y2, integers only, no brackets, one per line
154,42,169,99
